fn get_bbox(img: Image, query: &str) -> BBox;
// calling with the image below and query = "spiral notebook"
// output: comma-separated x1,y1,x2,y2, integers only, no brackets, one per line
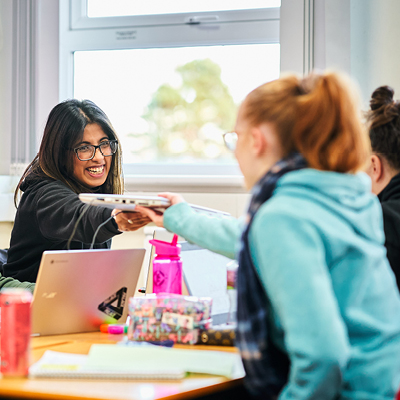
29,349,185,380
29,344,241,380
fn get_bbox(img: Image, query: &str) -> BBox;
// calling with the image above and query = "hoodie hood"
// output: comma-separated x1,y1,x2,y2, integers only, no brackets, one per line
274,169,384,243
20,173,53,193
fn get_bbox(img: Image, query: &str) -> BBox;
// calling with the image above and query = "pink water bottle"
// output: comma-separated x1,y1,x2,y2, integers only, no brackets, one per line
150,234,182,294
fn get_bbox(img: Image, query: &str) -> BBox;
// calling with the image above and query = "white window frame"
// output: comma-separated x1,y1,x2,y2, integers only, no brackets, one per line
71,2,280,29
59,0,281,191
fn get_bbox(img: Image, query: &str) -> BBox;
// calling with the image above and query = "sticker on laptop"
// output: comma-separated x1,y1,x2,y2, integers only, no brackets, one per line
98,287,127,320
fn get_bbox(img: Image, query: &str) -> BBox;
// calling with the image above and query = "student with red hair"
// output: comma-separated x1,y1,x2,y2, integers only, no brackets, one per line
139,71,400,400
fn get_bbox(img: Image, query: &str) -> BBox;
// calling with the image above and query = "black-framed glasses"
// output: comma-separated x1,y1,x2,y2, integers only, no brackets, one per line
74,140,118,161
223,132,238,151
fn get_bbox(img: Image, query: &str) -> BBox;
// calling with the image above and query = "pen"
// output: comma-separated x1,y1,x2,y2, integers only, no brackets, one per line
148,340,174,347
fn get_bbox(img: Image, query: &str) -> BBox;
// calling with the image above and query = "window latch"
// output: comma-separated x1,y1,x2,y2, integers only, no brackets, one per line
185,15,220,25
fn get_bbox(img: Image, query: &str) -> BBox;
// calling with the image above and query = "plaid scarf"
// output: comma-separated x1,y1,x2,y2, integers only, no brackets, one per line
236,153,307,398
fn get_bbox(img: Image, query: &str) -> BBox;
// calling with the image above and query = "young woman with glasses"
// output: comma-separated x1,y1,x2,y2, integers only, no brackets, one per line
2,99,150,283
138,72,400,400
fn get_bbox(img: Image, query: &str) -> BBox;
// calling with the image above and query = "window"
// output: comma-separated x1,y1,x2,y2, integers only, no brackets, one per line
87,0,280,17
60,0,281,186
74,44,280,167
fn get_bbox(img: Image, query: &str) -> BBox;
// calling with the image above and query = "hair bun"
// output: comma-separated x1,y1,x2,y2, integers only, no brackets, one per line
370,86,395,110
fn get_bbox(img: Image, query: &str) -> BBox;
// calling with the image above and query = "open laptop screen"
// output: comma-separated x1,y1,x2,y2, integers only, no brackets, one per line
180,242,234,325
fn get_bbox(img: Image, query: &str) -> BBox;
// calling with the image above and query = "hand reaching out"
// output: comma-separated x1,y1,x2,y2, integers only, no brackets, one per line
135,192,185,228
112,209,152,232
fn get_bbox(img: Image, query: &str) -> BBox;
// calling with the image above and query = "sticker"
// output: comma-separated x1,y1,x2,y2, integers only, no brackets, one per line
161,312,194,330
98,287,127,320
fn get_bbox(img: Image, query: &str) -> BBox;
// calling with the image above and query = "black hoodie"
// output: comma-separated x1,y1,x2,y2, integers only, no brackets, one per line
2,177,120,283
378,172,400,289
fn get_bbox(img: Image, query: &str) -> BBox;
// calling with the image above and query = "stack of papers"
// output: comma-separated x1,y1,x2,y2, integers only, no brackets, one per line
29,344,243,380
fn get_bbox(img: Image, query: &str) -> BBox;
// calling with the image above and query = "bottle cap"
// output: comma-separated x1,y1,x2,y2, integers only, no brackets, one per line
149,234,180,256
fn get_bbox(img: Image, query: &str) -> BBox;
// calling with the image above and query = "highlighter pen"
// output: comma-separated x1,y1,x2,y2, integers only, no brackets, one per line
100,324,128,334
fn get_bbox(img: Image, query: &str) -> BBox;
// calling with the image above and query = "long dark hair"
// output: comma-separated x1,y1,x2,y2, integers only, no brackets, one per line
366,85,400,171
14,99,123,206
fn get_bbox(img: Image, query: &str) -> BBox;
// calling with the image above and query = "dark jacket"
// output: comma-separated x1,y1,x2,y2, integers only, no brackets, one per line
2,177,120,283
378,172,400,288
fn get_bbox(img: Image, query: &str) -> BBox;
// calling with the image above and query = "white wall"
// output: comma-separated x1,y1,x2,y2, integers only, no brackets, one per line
0,222,12,248
35,0,60,146
313,0,351,74
312,0,400,107
350,0,400,107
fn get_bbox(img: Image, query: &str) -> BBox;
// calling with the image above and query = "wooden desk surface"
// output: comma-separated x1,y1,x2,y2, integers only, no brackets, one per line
0,332,244,400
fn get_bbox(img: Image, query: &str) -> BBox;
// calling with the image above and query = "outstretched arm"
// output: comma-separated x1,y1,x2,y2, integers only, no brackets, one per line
137,193,242,259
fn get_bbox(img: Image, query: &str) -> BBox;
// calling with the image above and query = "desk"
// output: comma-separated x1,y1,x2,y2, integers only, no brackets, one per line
0,332,244,400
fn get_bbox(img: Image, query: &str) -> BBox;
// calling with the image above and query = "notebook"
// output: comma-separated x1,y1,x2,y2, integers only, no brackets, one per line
29,348,185,380
29,344,243,380
32,248,146,336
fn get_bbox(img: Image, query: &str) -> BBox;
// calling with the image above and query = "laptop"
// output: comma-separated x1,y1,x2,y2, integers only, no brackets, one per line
32,248,145,336
145,229,235,325
79,192,230,217
180,242,235,325
79,193,171,211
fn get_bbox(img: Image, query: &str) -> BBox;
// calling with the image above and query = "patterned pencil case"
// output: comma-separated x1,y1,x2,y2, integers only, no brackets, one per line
128,293,212,344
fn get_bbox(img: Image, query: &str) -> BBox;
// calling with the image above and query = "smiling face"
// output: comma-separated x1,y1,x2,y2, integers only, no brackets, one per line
72,123,112,188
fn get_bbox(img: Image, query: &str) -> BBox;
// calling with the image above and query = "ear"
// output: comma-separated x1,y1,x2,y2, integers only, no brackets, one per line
370,154,384,182
249,126,268,156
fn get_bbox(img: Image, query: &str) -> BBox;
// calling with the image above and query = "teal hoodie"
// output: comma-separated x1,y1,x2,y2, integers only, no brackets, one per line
165,169,400,400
